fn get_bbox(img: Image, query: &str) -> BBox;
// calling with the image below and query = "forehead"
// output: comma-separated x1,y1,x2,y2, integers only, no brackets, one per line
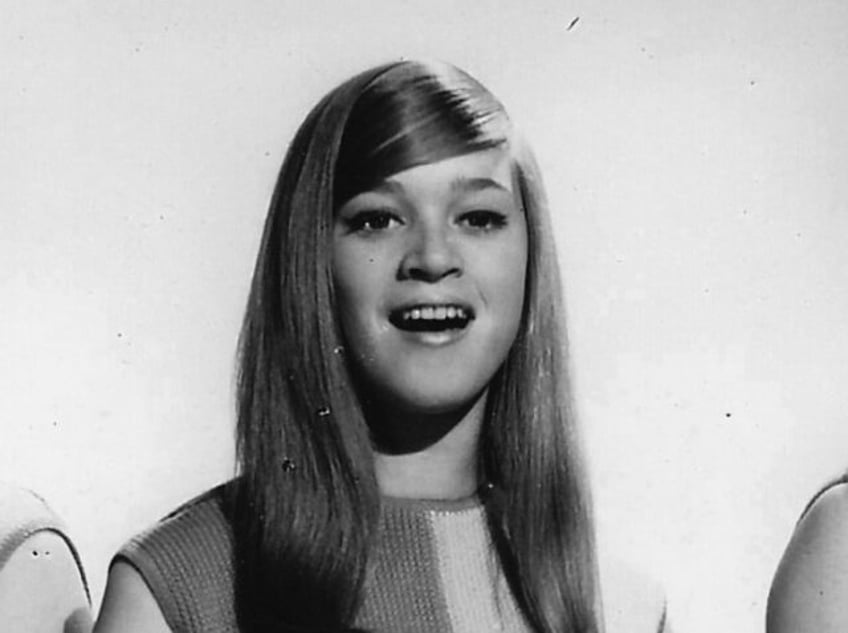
380,148,515,196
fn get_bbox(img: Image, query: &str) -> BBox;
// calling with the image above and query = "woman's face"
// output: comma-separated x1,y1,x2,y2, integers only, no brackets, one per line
332,147,527,417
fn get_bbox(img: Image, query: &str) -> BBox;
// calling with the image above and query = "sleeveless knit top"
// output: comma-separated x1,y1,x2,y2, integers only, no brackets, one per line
116,484,530,633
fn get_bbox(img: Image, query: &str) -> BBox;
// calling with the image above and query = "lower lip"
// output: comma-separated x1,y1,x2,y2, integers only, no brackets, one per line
395,325,470,347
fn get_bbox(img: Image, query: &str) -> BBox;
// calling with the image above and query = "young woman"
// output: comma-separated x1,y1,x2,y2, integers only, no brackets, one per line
95,59,667,633
767,471,848,632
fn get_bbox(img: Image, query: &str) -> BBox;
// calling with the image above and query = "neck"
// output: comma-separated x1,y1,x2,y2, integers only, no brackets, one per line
372,394,486,500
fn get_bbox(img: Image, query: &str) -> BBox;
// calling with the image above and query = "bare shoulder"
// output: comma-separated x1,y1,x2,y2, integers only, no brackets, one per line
94,561,173,633
598,554,668,633
768,482,848,633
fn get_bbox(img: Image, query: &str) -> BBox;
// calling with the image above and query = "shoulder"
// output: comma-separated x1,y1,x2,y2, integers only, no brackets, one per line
767,478,848,633
0,483,92,633
120,483,234,568
598,553,668,633
95,561,171,633
100,483,237,633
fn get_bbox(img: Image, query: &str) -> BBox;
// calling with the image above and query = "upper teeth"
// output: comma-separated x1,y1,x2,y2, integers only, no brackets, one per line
402,305,467,321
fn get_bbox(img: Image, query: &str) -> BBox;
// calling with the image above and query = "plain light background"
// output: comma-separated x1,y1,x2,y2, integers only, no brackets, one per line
3,1,847,631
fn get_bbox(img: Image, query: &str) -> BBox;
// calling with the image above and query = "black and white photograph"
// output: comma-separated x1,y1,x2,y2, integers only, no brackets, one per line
2,1,848,631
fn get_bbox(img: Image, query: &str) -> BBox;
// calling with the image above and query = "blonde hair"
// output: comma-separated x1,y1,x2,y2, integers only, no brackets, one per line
233,60,600,633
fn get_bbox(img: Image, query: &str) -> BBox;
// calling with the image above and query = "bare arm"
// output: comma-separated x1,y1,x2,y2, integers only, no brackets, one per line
767,483,848,633
94,561,173,633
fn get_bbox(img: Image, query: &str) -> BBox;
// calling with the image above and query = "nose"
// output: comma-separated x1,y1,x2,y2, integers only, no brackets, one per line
398,222,462,282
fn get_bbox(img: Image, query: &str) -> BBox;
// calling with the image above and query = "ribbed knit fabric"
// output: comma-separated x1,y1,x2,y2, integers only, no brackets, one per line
429,502,527,632
356,495,530,633
117,484,531,633
117,487,236,632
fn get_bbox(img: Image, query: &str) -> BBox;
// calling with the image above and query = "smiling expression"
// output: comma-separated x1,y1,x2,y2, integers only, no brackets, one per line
332,147,528,417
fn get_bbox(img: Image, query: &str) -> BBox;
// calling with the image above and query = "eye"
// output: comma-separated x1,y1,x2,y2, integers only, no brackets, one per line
458,210,508,232
345,209,402,234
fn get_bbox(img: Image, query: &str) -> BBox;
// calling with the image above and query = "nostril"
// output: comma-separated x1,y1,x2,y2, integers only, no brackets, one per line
403,263,462,282
398,228,463,281
400,247,462,282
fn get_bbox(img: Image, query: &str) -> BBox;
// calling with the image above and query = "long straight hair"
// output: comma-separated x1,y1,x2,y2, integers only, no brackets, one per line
232,60,600,633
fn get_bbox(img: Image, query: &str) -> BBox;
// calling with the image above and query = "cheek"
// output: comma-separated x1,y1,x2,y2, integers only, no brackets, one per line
331,246,387,356
332,240,376,308
491,228,529,322
333,286,378,370
500,266,528,348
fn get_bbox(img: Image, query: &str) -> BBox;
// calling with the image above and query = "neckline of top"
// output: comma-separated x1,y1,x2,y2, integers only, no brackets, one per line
379,491,485,514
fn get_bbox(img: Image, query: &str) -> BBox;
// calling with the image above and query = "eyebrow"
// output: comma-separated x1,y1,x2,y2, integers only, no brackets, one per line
370,180,406,195
449,176,511,194
372,176,511,195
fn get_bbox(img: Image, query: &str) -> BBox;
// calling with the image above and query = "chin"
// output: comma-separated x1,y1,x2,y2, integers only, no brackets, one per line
383,380,488,418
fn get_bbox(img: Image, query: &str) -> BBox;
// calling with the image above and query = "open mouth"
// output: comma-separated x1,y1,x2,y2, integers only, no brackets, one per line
388,304,475,332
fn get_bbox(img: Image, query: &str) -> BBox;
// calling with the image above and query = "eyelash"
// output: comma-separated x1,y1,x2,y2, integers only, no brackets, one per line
459,210,508,231
343,209,509,235
345,210,401,234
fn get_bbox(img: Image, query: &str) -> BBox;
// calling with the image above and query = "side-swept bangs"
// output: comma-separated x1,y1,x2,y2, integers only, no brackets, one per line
334,61,512,205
